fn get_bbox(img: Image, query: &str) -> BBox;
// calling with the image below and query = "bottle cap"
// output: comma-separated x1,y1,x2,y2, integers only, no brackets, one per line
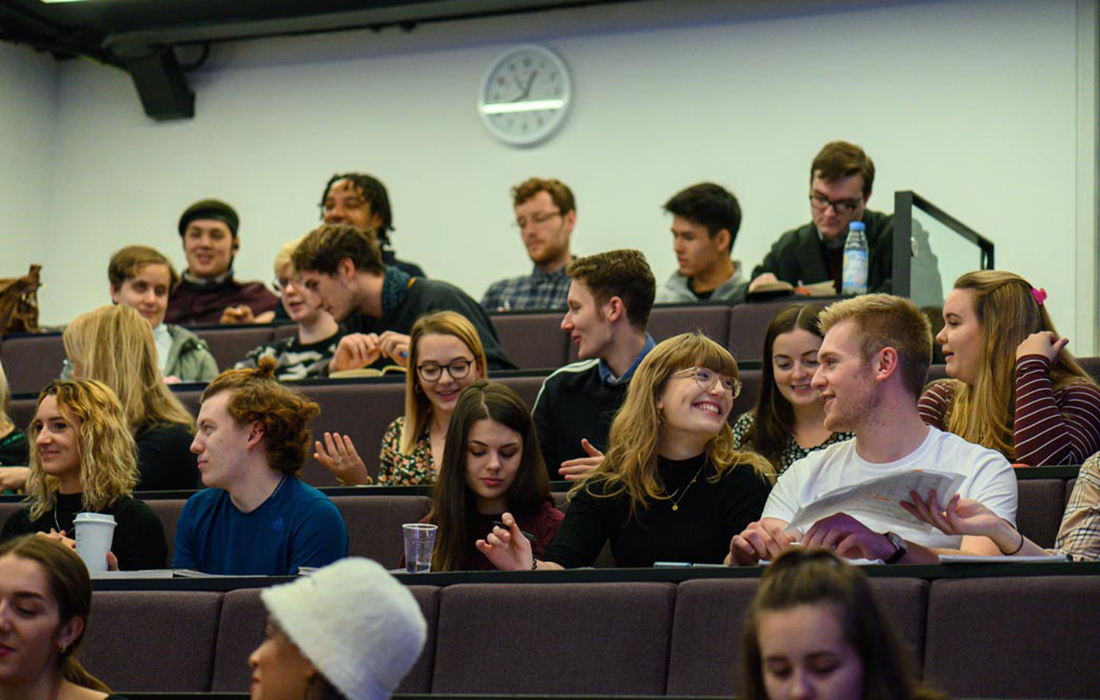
849,222,866,231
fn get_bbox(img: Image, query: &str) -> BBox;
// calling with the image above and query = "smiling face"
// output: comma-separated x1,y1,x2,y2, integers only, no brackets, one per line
757,603,864,700
248,619,316,700
937,288,981,385
657,366,734,442
322,179,382,233
811,319,877,433
32,396,82,489
671,215,727,279
515,190,574,271
191,391,254,490
463,418,522,514
416,333,482,417
809,174,867,241
182,219,236,279
111,262,171,329
772,329,824,409
0,553,81,688
561,280,613,361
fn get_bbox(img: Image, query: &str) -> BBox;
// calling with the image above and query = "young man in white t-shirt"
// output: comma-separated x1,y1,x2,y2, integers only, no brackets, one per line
728,294,1017,565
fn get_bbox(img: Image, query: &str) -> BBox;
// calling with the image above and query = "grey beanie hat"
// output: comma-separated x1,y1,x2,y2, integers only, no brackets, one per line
261,558,427,700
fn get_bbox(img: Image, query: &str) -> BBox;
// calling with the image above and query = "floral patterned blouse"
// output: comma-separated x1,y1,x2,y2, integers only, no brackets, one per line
378,416,435,485
731,412,854,475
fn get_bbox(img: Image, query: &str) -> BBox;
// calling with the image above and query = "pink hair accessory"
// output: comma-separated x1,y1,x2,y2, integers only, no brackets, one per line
1031,288,1048,306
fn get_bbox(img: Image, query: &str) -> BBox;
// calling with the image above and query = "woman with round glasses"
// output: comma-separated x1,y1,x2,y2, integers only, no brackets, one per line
478,332,774,569
315,311,487,485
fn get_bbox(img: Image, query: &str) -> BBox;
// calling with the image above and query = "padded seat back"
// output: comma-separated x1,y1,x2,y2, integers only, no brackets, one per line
649,305,732,346
145,498,188,563
728,300,804,361
84,591,222,692
2,332,65,395
432,582,676,694
492,312,570,370
193,326,278,371
924,576,1100,697
332,494,431,568
1015,478,1066,548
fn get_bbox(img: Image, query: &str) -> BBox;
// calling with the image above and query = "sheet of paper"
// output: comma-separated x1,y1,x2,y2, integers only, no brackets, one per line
787,469,965,533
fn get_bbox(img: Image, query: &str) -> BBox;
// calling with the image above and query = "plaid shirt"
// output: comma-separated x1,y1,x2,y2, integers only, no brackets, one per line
1054,452,1100,561
481,265,572,311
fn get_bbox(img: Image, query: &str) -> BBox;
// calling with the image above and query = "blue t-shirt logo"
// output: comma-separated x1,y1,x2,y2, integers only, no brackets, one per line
270,517,284,532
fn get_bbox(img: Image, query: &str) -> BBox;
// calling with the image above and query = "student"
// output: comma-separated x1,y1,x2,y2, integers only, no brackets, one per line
533,249,657,480
64,305,199,491
320,172,426,278
235,237,343,380
655,183,747,304
733,304,853,474
740,547,947,700
426,381,563,571
729,295,1016,566
165,198,279,325
903,449,1100,562
107,245,219,382
478,333,774,569
482,177,576,311
0,536,116,700
250,558,426,700
0,361,30,493
919,270,1100,465
172,358,348,575
292,224,514,372
0,380,167,571
314,312,487,486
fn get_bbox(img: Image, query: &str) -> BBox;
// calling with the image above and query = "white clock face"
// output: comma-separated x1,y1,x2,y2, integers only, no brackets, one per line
479,45,572,146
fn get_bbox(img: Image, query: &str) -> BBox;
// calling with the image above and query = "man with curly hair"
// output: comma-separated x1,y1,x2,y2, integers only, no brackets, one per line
172,358,348,574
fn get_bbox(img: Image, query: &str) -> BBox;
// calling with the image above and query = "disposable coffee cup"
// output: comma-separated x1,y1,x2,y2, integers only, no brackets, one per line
403,523,437,574
74,512,116,572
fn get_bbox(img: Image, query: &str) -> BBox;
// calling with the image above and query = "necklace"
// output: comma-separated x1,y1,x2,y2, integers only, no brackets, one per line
669,460,708,512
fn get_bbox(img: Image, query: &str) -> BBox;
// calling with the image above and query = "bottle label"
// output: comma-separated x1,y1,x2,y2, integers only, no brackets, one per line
842,249,869,295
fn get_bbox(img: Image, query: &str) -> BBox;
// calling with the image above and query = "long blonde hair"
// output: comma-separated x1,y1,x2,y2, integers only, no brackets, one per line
945,271,1096,459
578,332,774,516
400,312,487,455
63,305,195,433
26,380,139,521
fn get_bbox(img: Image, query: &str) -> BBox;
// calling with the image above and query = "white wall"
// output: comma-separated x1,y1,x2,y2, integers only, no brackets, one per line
0,42,58,278
20,0,1098,352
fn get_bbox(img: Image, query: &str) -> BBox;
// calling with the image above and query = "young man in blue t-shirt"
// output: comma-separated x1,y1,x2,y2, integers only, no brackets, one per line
172,358,348,575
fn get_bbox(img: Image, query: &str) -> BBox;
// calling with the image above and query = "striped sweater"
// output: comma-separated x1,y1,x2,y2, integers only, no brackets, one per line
918,355,1100,466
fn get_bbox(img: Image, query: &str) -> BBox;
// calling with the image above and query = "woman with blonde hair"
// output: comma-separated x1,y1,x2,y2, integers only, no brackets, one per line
478,332,774,569
0,535,117,700
0,379,167,571
0,360,30,493
315,311,487,486
64,304,198,490
920,270,1100,465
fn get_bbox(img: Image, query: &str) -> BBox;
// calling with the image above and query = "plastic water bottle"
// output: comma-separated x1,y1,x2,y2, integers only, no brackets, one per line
841,221,869,296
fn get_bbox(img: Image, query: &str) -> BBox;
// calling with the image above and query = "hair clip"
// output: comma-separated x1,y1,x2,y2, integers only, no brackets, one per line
1031,288,1048,306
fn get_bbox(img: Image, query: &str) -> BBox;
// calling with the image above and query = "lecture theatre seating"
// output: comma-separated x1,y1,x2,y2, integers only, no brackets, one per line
74,572,1100,698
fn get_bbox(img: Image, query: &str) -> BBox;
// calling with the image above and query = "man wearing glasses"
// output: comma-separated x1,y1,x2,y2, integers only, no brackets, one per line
482,177,577,311
749,141,894,295
292,224,515,373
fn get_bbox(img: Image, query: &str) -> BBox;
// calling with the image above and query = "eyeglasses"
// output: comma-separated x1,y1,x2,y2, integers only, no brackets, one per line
809,193,862,215
417,359,474,382
673,366,742,398
513,210,562,229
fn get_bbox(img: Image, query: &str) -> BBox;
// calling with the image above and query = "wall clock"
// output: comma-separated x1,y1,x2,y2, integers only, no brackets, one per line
478,44,572,146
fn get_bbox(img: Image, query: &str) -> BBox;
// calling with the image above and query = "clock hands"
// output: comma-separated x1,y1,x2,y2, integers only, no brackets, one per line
509,70,539,102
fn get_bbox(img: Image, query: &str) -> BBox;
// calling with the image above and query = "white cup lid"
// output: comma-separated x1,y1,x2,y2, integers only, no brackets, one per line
74,512,116,525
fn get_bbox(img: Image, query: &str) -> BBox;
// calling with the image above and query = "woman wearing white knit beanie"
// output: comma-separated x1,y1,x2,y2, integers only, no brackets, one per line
249,558,427,700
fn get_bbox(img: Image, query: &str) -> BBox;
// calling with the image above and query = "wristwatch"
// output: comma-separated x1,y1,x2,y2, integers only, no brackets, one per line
883,531,907,564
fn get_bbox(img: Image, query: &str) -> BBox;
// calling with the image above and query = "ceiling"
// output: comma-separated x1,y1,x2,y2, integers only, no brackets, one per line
0,0,640,119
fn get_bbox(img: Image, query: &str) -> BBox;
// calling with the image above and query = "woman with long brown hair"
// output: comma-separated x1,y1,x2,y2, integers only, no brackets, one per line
478,332,773,569
0,535,118,700
426,381,561,571
919,270,1100,465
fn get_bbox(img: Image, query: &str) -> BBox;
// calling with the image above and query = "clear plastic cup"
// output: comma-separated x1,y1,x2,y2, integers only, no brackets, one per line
403,523,437,573
74,512,116,572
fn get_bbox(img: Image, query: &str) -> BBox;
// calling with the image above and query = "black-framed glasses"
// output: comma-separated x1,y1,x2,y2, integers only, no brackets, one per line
673,366,742,398
809,193,862,215
272,277,289,293
513,210,562,229
417,359,474,382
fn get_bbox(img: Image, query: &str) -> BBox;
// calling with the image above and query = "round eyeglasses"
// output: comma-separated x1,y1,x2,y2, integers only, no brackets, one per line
673,366,742,398
417,359,474,383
